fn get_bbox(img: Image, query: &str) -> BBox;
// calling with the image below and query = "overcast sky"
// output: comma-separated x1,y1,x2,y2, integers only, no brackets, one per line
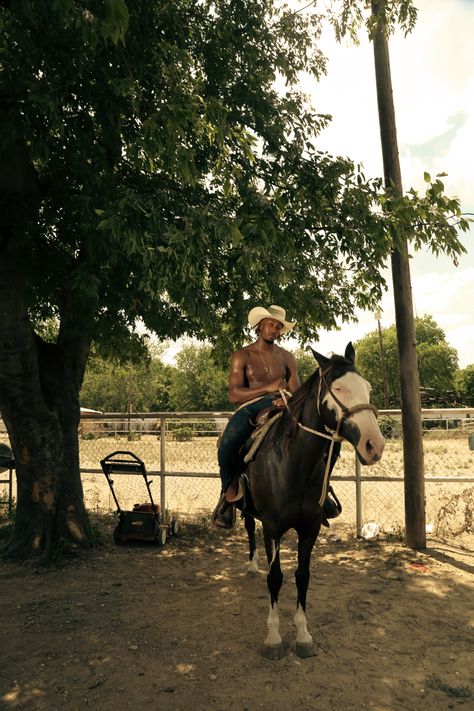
164,0,473,368
304,0,473,367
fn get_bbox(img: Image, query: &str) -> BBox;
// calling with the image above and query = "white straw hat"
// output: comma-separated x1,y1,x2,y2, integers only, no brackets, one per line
248,305,295,335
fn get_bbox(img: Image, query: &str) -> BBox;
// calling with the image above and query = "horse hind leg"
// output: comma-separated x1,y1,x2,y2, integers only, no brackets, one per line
244,515,259,575
262,534,285,660
294,530,319,659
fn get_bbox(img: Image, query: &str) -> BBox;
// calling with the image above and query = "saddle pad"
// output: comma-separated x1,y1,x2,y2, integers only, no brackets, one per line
244,412,283,464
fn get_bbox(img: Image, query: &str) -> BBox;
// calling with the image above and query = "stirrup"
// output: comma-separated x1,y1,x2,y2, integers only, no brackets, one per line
323,486,342,520
212,492,236,529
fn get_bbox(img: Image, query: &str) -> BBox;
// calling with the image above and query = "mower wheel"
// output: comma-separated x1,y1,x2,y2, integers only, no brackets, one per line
170,518,179,536
157,526,167,546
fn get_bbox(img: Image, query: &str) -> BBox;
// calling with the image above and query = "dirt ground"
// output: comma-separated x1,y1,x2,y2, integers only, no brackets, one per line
1,516,473,711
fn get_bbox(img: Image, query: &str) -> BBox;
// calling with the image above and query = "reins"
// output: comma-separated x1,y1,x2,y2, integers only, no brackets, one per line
279,367,379,508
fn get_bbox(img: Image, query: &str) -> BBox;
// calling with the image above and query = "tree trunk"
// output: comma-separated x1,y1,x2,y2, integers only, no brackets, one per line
371,1,426,549
0,140,91,559
0,291,91,558
1,387,90,559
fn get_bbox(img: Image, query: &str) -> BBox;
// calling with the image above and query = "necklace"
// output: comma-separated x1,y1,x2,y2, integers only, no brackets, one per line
258,348,271,374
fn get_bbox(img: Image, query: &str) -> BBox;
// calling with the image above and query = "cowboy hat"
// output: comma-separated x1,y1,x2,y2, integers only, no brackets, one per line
248,305,295,335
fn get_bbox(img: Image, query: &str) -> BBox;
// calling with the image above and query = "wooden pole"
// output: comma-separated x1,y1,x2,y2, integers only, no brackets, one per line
371,1,426,548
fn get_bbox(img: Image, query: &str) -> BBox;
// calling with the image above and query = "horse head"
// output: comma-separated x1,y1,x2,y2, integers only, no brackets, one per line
310,342,385,465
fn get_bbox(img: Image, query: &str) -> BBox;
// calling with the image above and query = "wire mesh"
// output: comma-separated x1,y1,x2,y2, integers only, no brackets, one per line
1,411,472,549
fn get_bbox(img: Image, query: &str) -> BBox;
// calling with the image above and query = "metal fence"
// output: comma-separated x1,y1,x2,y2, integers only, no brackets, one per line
1,409,473,547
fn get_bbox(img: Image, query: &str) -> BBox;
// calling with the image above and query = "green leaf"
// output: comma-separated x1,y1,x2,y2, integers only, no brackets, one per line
103,0,129,45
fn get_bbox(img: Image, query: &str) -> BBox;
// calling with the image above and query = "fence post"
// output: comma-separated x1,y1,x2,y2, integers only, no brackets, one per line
160,416,166,514
355,453,362,537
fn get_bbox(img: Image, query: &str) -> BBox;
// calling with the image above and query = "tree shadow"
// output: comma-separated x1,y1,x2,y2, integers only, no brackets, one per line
424,541,474,575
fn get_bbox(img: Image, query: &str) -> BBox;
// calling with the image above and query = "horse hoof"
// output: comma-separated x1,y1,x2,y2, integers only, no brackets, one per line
295,642,316,659
261,643,285,660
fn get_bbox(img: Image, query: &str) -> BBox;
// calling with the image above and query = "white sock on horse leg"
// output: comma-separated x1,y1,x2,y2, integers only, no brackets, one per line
294,605,313,645
264,603,282,646
248,550,259,573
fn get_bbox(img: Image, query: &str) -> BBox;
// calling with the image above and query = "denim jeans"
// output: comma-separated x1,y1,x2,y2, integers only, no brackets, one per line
218,395,276,492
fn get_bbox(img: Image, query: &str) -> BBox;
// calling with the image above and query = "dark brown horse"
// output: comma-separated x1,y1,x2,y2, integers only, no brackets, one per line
240,343,385,659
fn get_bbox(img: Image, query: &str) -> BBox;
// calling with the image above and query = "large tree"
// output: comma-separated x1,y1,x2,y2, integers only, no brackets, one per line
455,365,474,406
80,347,174,412
0,0,466,558
355,315,459,408
168,344,229,411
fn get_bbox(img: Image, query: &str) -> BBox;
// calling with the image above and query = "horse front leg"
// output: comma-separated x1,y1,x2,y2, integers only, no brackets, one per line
294,527,319,658
244,515,259,575
262,532,285,660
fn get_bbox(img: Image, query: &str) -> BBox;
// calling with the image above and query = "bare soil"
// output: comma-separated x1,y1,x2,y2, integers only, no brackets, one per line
1,516,473,711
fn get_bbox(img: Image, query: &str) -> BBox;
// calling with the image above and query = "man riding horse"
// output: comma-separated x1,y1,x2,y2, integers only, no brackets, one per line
212,304,341,529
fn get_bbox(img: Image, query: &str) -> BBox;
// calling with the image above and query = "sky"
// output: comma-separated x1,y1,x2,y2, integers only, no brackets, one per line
298,0,474,367
164,0,473,368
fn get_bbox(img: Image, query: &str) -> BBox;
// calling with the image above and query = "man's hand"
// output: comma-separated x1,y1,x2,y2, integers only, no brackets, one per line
266,377,287,393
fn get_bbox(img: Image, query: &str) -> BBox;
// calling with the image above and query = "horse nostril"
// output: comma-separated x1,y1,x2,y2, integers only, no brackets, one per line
366,439,374,454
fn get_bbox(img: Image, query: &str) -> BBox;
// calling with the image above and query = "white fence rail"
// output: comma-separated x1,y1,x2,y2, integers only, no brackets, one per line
1,409,473,545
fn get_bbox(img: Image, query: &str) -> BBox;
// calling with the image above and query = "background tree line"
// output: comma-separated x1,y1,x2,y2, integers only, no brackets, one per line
80,314,474,413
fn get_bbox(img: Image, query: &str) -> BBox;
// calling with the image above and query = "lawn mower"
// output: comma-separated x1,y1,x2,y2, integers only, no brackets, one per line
100,450,177,545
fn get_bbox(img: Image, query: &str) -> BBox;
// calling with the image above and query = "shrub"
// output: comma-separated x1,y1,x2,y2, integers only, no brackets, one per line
378,415,402,439
193,419,218,437
173,426,194,442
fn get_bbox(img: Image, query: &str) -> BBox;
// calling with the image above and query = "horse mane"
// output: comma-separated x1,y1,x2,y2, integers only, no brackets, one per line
286,370,319,419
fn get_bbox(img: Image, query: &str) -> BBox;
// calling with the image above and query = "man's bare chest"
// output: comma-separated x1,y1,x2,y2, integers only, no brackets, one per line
245,350,286,383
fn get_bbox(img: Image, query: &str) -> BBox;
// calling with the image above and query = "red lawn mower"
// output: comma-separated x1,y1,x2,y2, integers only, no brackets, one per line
100,450,177,545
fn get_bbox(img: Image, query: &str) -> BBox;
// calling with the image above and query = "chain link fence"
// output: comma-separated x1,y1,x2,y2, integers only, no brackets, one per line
1,409,473,548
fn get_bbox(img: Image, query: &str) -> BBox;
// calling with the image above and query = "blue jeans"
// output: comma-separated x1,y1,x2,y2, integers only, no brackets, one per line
218,395,276,492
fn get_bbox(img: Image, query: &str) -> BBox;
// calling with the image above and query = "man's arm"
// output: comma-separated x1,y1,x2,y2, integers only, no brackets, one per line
228,350,288,405
285,351,301,393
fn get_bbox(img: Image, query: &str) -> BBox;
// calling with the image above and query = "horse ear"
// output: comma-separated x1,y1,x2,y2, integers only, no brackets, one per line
345,342,355,364
309,346,331,370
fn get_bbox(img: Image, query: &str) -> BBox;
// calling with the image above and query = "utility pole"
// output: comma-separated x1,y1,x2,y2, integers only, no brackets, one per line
371,1,426,548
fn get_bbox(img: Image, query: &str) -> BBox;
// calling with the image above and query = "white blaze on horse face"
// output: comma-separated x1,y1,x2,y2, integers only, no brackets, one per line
323,372,385,465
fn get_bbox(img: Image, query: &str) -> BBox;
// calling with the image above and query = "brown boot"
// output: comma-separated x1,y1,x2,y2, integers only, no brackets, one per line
323,486,342,519
212,492,236,529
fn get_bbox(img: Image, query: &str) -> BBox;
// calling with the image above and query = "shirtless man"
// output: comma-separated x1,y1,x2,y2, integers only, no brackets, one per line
212,305,300,528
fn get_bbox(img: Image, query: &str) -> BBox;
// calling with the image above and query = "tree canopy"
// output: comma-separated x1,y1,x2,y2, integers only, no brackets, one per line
1,0,468,355
455,365,474,405
168,345,229,411
354,315,459,408
80,346,174,412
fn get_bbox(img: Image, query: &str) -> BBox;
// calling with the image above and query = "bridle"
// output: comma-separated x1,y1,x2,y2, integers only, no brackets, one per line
279,366,379,509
